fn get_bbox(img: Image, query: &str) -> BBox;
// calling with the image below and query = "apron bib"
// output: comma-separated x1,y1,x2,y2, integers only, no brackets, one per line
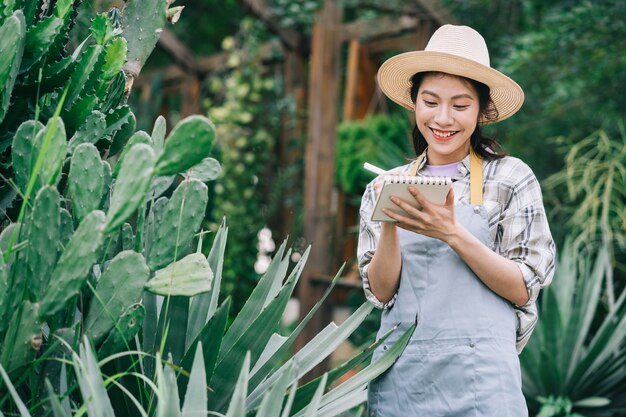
367,152,527,416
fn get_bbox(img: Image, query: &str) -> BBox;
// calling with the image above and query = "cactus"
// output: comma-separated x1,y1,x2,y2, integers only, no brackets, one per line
146,252,213,297
68,143,110,223
0,10,25,124
146,178,208,270
84,250,149,345
0,301,42,372
97,303,145,357
11,120,44,192
154,115,216,176
25,186,60,301
32,116,67,192
105,143,156,232
39,210,106,319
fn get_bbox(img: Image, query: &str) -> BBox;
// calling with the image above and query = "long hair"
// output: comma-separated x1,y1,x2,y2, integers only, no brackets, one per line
409,72,507,160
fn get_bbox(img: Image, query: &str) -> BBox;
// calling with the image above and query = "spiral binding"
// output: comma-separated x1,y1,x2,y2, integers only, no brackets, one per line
383,175,451,185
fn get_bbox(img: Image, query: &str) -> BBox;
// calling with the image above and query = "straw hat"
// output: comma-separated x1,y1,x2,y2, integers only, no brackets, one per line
377,24,524,124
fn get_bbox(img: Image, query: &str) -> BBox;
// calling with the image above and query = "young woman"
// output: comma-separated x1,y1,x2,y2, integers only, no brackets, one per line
358,25,555,416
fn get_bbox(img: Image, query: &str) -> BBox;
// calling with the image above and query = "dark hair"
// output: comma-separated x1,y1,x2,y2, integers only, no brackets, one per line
409,72,506,160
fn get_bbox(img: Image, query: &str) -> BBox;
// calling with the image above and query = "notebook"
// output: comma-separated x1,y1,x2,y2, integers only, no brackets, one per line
371,175,453,222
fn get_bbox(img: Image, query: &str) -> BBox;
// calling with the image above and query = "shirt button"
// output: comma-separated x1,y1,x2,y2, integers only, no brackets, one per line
473,206,481,214
469,342,475,348
382,345,388,351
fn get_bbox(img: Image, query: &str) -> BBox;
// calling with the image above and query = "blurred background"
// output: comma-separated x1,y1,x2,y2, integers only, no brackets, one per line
72,0,626,415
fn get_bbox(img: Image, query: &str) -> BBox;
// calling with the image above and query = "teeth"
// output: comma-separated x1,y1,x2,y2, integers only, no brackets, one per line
433,129,457,138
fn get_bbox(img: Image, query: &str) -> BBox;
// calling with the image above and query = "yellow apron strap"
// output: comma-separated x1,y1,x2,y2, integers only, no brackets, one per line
470,149,483,205
410,150,427,176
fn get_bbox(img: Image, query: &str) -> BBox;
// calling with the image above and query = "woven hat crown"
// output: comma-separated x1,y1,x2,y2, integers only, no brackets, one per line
425,25,490,67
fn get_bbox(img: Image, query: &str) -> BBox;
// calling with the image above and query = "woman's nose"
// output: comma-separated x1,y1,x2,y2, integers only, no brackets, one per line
434,107,453,126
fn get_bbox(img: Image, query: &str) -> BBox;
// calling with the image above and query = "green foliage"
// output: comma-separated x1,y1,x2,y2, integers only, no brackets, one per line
207,19,284,316
336,114,413,198
520,239,626,416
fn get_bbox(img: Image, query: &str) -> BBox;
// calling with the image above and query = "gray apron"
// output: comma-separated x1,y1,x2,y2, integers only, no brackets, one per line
367,155,528,416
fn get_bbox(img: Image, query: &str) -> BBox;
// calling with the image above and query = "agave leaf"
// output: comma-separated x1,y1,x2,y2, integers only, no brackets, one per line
249,266,344,391
313,388,368,417
161,296,189,365
290,323,394,414
219,240,289,360
254,362,295,417
225,351,250,417
73,337,115,417
179,298,230,400
97,303,145,357
142,291,158,380
146,253,212,297
246,301,373,410
186,220,228,350
209,248,309,412
156,354,182,417
0,250,7,331
154,115,216,176
0,364,32,416
181,343,207,417
0,11,25,124
572,397,611,408
45,379,71,417
105,143,156,233
40,210,106,319
293,324,415,417
302,373,327,417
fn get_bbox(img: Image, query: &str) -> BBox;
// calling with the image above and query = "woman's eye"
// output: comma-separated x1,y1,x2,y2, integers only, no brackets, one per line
454,105,469,110
423,100,437,106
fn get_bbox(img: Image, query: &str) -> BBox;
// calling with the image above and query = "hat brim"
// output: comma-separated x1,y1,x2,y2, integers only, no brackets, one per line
377,51,524,124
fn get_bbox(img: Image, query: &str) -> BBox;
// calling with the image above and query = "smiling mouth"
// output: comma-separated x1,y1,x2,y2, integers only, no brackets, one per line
431,128,459,140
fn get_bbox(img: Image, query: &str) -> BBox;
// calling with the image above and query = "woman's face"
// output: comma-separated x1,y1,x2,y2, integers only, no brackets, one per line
414,73,480,165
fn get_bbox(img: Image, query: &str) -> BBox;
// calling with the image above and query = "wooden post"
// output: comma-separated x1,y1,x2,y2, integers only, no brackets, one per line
298,0,343,366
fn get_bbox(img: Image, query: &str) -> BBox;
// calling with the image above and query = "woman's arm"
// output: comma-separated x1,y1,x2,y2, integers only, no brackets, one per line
366,222,402,304
385,187,529,306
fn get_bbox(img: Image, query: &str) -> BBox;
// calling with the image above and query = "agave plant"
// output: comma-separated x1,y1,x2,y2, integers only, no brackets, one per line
520,239,626,416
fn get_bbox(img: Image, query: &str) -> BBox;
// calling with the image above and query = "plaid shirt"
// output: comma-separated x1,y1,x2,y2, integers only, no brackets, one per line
357,153,556,353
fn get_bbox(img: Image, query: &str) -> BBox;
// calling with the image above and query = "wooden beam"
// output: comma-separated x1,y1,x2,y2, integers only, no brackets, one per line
240,0,306,53
299,0,343,361
341,15,420,42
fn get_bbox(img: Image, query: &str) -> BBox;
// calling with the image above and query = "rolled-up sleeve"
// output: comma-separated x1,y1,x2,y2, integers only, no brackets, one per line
497,161,556,351
357,181,397,310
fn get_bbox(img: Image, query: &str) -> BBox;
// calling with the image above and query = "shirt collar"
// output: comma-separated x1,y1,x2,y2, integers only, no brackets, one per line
411,152,471,177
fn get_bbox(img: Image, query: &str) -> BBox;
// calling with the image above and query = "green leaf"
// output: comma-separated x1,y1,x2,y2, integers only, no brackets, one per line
1,301,42,373
105,143,156,233
20,15,64,73
85,251,150,345
97,303,145,357
254,362,295,417
189,157,222,182
154,115,216,176
39,211,106,319
225,351,250,417
151,115,166,154
31,117,67,192
11,120,44,192
65,44,104,107
146,253,213,297
0,363,32,416
156,355,182,417
186,220,228,350
0,11,25,124
26,186,60,300
112,131,152,178
90,14,108,45
67,111,107,155
102,37,127,80
181,343,207,417
45,379,71,417
106,105,136,156
302,373,327,417
573,397,611,408
121,0,167,72
147,178,208,270
73,337,115,417
69,143,109,223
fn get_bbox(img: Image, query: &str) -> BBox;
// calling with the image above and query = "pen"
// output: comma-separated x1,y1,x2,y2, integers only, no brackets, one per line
363,162,387,175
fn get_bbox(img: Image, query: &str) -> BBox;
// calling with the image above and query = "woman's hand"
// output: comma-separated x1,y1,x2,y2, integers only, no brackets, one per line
382,186,459,242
